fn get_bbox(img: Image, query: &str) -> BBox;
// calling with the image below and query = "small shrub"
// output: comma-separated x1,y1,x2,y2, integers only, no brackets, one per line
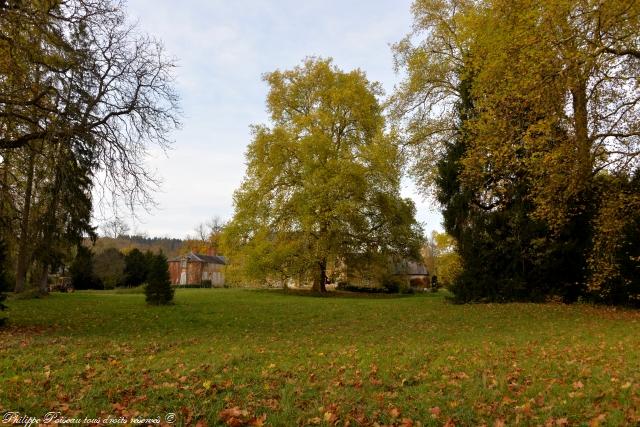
340,283,388,293
400,283,415,294
336,281,349,291
201,280,212,288
177,283,213,289
381,275,406,294
145,252,174,305
13,288,47,299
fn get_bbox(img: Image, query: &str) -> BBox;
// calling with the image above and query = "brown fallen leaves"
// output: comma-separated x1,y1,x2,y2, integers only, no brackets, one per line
218,406,266,427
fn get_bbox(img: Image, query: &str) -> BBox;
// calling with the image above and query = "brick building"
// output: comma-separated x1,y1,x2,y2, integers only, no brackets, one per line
168,252,226,286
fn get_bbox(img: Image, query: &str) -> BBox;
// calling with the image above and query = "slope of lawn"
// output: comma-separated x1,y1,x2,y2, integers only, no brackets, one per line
1,289,639,426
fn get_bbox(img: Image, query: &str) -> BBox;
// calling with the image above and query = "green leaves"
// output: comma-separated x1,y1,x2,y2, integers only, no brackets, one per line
225,58,423,289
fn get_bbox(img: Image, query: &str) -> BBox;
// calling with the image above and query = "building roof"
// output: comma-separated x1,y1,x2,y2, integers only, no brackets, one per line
406,261,428,276
169,252,226,265
393,259,429,276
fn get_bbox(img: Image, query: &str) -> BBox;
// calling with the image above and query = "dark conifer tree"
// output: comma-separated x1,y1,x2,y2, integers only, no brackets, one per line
437,72,590,302
145,252,174,305
70,245,101,290
123,248,149,287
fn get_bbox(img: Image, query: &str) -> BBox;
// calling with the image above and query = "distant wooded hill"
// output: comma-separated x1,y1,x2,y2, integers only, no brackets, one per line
90,235,184,257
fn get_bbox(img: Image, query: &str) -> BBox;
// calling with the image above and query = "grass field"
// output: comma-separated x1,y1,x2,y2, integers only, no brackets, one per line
1,289,639,426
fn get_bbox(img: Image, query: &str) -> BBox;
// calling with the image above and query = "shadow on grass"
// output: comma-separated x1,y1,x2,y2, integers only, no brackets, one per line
249,287,448,299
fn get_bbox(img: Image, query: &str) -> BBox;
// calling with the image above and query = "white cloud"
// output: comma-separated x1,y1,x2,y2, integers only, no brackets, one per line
103,0,442,237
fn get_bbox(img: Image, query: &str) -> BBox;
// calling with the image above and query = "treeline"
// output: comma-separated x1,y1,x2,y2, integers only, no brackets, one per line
92,236,184,258
70,246,173,305
392,0,640,305
70,247,167,291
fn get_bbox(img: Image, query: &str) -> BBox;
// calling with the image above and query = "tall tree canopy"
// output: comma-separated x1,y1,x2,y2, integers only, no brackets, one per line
0,0,179,204
393,0,640,303
0,0,180,294
225,58,423,292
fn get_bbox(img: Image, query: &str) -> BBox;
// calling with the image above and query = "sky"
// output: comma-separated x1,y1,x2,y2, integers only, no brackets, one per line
114,0,442,238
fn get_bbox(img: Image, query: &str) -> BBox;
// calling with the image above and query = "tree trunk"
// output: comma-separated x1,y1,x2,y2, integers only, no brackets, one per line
571,79,592,184
312,258,328,293
36,261,49,294
14,148,36,293
0,151,10,225
33,142,63,295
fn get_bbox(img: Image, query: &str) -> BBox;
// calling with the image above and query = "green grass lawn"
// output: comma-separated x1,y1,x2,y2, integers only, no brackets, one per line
1,289,639,426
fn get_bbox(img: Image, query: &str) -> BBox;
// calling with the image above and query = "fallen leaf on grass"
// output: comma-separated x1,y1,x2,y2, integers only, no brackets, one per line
219,407,246,419
400,418,414,427
218,407,265,427
180,406,193,425
225,418,244,427
248,414,267,427
324,411,338,424
589,414,606,427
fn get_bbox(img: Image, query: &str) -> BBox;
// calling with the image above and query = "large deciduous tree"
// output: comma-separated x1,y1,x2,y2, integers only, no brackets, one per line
225,58,423,292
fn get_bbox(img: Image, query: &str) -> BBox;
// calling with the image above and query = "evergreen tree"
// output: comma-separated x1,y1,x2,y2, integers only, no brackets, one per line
437,72,590,302
123,248,149,287
145,252,174,305
70,245,101,290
